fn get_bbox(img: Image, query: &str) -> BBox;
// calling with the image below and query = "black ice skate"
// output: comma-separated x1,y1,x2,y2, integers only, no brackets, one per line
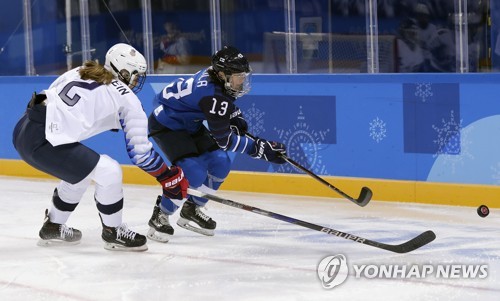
38,209,82,246
177,198,216,236
101,221,147,252
147,195,174,243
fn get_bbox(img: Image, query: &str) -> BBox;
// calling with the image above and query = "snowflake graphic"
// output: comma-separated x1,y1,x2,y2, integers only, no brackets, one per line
432,110,473,173
415,83,433,102
244,103,266,136
369,117,387,143
274,107,330,174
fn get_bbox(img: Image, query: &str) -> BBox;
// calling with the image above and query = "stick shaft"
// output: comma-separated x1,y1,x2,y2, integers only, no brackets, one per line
188,188,435,253
245,133,372,206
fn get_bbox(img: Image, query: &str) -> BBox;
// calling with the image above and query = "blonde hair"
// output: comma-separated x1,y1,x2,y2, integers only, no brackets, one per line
79,60,114,84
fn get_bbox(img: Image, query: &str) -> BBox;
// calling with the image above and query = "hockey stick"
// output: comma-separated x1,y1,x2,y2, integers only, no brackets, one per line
281,155,372,207
246,133,372,207
188,188,436,253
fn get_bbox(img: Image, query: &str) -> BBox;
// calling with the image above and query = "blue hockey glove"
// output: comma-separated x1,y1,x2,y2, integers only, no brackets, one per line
250,138,287,164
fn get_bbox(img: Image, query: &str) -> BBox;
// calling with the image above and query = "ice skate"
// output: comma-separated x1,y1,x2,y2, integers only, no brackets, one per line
37,209,82,246
147,195,174,243
177,198,216,236
101,223,147,252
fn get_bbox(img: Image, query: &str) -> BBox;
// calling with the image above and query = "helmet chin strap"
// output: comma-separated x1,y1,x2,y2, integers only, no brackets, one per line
110,62,146,93
222,74,238,97
110,63,130,85
224,82,236,96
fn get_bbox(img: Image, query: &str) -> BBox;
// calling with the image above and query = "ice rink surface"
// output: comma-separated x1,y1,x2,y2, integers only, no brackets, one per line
0,176,498,301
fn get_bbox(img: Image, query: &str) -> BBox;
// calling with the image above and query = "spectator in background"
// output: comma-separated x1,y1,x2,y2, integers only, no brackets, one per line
413,3,453,72
156,22,191,74
414,3,438,68
436,11,484,73
396,19,425,72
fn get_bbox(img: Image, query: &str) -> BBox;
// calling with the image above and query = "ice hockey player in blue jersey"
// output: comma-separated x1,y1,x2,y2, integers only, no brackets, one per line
147,46,287,241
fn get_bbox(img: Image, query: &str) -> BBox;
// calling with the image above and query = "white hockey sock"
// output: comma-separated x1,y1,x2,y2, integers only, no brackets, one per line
93,155,124,228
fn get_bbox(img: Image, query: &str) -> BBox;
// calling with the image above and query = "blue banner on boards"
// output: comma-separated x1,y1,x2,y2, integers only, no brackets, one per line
2,73,500,185
403,83,460,155
231,95,336,173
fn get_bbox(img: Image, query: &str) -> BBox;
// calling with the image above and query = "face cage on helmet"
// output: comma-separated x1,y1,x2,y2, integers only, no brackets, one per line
223,71,252,98
112,63,146,93
128,72,146,93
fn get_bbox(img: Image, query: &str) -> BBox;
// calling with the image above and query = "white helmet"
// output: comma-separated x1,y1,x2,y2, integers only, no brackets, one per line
104,43,147,93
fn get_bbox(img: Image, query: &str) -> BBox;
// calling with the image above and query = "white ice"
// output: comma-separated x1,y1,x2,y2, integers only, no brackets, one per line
0,176,498,301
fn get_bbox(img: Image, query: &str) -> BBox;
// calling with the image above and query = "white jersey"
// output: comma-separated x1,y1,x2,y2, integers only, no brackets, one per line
44,67,155,168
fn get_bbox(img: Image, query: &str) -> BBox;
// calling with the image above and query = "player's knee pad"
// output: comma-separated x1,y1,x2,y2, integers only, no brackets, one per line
197,150,230,191
204,149,231,179
92,155,122,186
92,155,123,204
177,157,208,188
56,175,92,205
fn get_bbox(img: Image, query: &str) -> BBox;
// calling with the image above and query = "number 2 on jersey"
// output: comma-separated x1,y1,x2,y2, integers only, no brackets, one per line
58,81,101,106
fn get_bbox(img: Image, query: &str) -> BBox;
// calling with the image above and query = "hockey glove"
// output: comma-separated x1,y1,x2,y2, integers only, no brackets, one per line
250,138,287,164
156,166,189,200
229,108,248,136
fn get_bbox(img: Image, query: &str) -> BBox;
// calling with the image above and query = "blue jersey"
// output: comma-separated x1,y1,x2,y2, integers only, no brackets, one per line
152,68,255,154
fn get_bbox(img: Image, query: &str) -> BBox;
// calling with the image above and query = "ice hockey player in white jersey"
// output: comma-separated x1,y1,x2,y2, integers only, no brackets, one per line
12,43,188,252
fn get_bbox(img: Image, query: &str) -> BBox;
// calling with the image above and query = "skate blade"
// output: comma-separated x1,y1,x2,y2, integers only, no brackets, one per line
147,227,171,243
177,218,215,236
103,242,148,252
37,239,81,247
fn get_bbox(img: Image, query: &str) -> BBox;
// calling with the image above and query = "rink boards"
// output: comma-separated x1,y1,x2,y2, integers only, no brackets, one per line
1,74,500,208
1,157,498,208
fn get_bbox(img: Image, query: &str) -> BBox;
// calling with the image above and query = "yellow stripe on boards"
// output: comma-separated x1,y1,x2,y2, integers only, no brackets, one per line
1,159,498,208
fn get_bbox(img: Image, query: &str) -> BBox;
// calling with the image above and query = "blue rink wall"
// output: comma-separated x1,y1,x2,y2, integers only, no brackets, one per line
1,74,500,208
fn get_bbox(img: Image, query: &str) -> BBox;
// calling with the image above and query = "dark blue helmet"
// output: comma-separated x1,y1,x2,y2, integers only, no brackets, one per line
212,46,251,74
211,46,252,97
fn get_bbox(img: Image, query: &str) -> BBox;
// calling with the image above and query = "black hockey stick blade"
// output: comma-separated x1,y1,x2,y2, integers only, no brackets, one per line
281,155,373,207
370,230,436,254
188,188,435,253
356,186,372,207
